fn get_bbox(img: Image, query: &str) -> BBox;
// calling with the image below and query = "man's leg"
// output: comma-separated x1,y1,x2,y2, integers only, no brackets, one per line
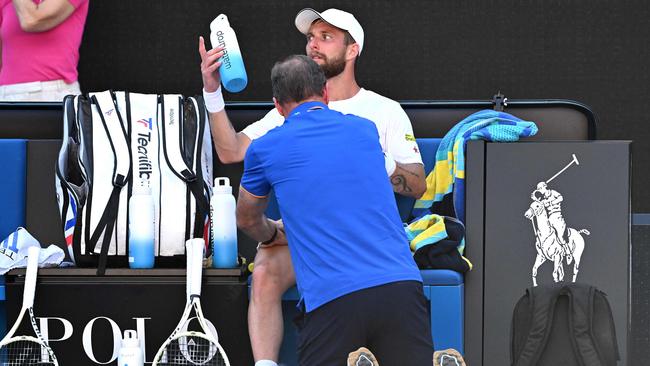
296,291,367,366
249,245,296,364
368,281,434,366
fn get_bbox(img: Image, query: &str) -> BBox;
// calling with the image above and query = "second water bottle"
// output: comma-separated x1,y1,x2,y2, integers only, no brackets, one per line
210,177,238,268
128,184,155,268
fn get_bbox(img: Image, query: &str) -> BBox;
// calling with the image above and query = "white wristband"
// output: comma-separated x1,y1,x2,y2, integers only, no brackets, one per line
384,151,397,176
203,87,225,113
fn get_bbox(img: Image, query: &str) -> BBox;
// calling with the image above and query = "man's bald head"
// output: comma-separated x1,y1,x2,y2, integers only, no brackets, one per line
271,54,327,106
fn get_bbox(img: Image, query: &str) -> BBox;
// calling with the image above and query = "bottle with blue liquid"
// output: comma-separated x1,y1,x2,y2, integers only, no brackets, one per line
210,14,248,93
117,330,144,366
128,183,155,269
210,177,238,268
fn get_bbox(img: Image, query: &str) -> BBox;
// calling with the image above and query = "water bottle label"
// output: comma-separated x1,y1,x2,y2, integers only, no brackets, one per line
214,31,233,70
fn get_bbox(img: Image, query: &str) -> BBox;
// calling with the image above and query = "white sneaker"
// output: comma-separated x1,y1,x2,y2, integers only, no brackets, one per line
347,347,379,366
433,348,466,366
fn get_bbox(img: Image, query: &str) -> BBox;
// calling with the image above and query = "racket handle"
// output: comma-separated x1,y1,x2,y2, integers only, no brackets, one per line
185,238,192,300
23,246,40,307
186,238,205,297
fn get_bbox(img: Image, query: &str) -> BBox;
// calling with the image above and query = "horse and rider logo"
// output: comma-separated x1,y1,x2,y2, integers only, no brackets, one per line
524,154,591,287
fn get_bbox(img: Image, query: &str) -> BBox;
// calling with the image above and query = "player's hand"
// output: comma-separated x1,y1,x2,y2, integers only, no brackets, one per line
199,36,224,93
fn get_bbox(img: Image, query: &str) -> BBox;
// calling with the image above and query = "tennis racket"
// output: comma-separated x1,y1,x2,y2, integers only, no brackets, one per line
0,246,58,365
152,238,230,365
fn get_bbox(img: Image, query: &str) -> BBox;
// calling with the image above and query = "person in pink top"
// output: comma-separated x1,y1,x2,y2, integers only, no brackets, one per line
0,0,88,101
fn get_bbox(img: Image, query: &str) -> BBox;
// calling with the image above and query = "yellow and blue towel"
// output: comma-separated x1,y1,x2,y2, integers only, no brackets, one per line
404,214,472,272
413,110,537,222
406,214,451,252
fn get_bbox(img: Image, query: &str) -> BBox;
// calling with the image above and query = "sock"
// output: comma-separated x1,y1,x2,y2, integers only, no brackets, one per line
254,360,278,366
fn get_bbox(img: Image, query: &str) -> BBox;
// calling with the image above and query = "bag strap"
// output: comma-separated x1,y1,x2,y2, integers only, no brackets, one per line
56,95,81,260
160,95,209,238
188,96,209,238
565,284,605,366
160,94,195,182
514,285,563,366
88,92,130,275
90,187,121,276
93,92,131,185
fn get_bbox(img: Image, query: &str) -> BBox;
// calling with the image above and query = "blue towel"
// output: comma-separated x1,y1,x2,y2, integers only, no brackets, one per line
414,110,538,222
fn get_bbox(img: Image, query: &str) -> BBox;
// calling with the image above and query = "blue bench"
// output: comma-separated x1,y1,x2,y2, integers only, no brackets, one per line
257,138,464,364
0,139,28,336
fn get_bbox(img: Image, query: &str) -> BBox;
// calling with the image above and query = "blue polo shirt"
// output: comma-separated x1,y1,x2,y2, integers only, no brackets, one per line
241,101,421,312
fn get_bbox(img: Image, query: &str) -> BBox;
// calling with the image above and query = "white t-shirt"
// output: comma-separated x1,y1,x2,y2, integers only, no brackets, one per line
241,88,423,165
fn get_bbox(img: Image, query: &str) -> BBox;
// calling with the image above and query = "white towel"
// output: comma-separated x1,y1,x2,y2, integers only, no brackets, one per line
0,227,65,275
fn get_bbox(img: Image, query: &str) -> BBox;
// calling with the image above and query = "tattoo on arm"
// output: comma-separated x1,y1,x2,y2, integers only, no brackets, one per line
390,162,426,197
391,174,413,193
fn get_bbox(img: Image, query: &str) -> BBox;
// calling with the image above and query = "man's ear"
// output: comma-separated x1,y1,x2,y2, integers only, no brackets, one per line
273,97,285,117
322,83,329,105
346,43,360,61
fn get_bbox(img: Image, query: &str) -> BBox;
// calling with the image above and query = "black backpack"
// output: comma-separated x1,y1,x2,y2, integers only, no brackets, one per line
511,283,619,366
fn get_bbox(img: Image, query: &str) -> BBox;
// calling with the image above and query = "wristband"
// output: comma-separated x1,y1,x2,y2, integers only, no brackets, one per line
260,226,278,245
203,87,225,113
384,152,397,176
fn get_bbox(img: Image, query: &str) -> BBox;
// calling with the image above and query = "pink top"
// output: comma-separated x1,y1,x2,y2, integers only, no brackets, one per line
0,0,88,85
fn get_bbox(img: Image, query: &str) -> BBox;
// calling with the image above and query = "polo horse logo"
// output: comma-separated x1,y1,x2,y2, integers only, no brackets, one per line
524,154,590,287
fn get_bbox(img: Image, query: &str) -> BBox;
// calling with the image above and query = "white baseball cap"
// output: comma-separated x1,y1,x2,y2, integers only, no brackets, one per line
295,8,365,55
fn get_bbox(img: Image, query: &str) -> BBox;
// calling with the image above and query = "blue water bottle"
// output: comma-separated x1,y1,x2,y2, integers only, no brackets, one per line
128,184,155,268
210,14,248,93
210,177,238,268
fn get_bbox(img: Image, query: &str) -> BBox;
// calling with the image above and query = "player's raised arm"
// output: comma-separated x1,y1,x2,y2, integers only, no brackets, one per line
199,36,252,163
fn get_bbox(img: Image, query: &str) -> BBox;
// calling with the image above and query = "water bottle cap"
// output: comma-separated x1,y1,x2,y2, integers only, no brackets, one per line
213,177,232,194
121,329,140,348
210,14,230,32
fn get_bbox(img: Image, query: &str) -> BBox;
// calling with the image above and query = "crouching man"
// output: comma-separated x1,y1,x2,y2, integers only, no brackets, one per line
236,54,433,366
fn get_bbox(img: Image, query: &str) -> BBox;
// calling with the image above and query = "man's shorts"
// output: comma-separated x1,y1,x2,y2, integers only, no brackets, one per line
295,280,434,366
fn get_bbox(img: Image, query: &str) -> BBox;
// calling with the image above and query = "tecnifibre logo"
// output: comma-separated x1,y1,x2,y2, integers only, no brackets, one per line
137,118,153,130
215,31,231,70
136,118,153,180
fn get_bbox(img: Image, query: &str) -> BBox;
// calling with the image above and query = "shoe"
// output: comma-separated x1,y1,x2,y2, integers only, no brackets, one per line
347,347,379,366
433,348,466,366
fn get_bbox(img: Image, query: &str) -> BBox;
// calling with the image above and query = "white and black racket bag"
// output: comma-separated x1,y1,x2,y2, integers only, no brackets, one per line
55,91,213,274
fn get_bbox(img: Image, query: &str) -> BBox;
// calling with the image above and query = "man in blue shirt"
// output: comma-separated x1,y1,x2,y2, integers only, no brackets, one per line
236,54,433,365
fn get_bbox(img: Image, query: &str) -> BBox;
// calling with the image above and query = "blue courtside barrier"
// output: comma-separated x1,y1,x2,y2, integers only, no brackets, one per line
0,139,28,337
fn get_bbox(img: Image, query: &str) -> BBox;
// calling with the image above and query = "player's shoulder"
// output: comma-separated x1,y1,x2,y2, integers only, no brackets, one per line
360,88,405,111
256,121,289,143
258,108,284,124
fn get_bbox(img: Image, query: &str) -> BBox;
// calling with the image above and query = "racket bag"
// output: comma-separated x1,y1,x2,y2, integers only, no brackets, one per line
55,91,213,274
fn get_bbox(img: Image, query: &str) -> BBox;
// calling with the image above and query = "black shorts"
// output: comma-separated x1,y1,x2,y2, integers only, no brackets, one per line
295,280,433,366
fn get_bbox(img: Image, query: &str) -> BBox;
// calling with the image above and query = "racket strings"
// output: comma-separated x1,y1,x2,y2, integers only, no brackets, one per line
158,335,226,366
0,340,55,365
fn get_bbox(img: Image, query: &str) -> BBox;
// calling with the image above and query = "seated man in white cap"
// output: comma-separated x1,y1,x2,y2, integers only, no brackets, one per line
198,8,427,366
